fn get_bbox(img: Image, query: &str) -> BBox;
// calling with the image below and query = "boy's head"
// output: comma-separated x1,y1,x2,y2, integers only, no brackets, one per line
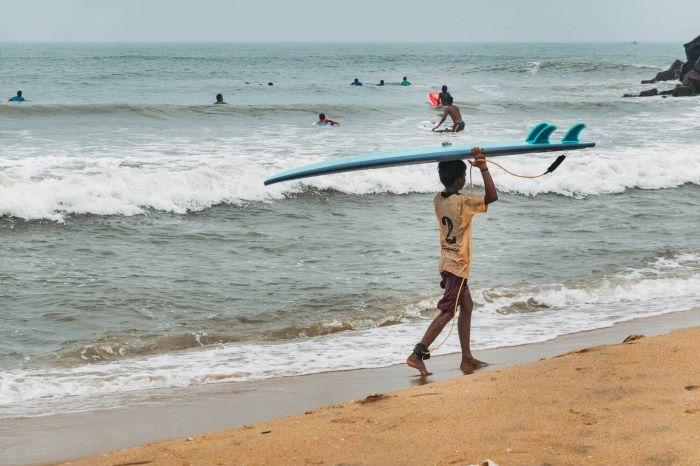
438,160,467,189
319,113,326,120
380,79,384,84
444,95,454,106
403,76,407,80
441,85,447,92
216,93,223,101
17,90,22,96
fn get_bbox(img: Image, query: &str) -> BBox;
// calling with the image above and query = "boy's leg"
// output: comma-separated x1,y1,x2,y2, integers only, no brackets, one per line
407,272,462,376
457,284,487,370
406,310,453,376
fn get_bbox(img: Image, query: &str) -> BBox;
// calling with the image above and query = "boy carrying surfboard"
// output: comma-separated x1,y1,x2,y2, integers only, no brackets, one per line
407,148,497,376
432,95,465,133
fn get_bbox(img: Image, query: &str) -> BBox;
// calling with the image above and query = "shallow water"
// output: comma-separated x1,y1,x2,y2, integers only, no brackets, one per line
1,42,698,417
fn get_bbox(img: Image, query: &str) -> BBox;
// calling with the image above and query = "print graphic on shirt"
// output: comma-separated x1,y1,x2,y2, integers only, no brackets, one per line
441,216,457,244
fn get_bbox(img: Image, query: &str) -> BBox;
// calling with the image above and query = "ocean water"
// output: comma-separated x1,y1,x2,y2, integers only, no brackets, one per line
1,43,699,417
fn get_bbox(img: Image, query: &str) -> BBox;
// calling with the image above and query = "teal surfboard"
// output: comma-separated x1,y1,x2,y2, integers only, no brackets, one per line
264,123,594,186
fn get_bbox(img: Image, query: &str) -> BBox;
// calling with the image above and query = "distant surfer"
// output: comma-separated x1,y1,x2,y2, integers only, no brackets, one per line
8,90,25,102
432,96,465,133
377,80,385,86
401,77,411,86
351,78,363,86
407,148,497,376
214,93,227,104
438,85,451,106
317,113,339,126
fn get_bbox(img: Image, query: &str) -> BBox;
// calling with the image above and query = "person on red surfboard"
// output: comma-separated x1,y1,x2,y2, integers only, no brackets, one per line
438,85,452,106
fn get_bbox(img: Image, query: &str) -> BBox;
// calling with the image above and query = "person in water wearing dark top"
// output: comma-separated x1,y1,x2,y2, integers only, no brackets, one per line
377,80,385,86
317,113,340,126
438,85,451,106
214,93,227,104
8,90,25,102
433,96,465,133
351,78,363,86
268,82,273,86
401,76,411,86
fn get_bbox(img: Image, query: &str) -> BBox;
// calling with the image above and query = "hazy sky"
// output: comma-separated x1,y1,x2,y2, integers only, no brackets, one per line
1,0,697,43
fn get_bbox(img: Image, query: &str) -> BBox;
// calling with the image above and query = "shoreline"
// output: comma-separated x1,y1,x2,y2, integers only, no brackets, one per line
59,322,700,466
1,307,698,466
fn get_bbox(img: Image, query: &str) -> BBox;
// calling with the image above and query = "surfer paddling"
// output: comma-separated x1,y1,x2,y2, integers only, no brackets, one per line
407,148,497,376
316,113,339,126
432,96,465,133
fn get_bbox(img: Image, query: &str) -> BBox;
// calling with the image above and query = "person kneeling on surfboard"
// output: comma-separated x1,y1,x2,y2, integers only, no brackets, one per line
407,148,497,376
432,95,465,133
317,113,339,126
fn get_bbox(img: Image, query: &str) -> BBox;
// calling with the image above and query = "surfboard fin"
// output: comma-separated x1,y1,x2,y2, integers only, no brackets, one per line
533,124,557,144
562,123,586,143
525,122,550,143
545,155,566,174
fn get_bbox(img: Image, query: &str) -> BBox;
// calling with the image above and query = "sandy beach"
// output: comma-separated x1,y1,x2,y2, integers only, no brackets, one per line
50,321,700,466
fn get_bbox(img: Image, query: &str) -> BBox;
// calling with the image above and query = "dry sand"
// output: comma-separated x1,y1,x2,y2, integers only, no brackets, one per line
57,326,700,466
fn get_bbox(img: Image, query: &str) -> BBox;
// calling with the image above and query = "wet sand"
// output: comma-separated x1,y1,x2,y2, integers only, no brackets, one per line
3,309,699,466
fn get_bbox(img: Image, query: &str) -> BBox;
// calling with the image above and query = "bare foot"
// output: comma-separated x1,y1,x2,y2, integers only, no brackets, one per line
406,354,432,376
460,357,488,372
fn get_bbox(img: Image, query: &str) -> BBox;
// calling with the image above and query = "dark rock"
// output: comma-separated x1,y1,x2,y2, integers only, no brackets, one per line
680,35,700,81
622,88,658,97
672,85,694,97
659,88,675,95
683,70,700,93
683,34,700,64
641,59,684,83
695,55,700,72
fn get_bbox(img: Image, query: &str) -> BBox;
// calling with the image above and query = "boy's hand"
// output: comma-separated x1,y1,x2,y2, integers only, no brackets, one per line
468,147,487,169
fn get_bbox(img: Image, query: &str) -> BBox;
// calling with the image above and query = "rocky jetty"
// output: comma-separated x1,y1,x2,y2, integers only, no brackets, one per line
624,34,700,97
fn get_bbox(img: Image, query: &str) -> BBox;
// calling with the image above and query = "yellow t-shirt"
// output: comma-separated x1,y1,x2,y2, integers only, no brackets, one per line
434,192,488,279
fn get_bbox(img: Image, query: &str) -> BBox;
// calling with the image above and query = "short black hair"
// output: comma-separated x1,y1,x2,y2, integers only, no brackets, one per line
444,95,454,105
17,90,22,96
319,113,325,119
441,85,447,92
438,160,467,188
216,93,223,100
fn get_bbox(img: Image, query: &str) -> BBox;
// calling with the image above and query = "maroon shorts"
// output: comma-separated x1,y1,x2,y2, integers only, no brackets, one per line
436,271,467,313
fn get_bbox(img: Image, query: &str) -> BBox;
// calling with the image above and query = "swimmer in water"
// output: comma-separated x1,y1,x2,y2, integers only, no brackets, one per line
351,78,363,86
214,93,227,104
8,90,25,102
433,96,465,133
377,80,385,86
401,76,411,86
317,113,340,126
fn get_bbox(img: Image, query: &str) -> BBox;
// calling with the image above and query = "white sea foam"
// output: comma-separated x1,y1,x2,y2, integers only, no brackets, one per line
1,139,698,221
1,253,697,416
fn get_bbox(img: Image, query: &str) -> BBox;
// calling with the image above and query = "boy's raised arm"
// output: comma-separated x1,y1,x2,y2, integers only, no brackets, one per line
468,147,498,204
